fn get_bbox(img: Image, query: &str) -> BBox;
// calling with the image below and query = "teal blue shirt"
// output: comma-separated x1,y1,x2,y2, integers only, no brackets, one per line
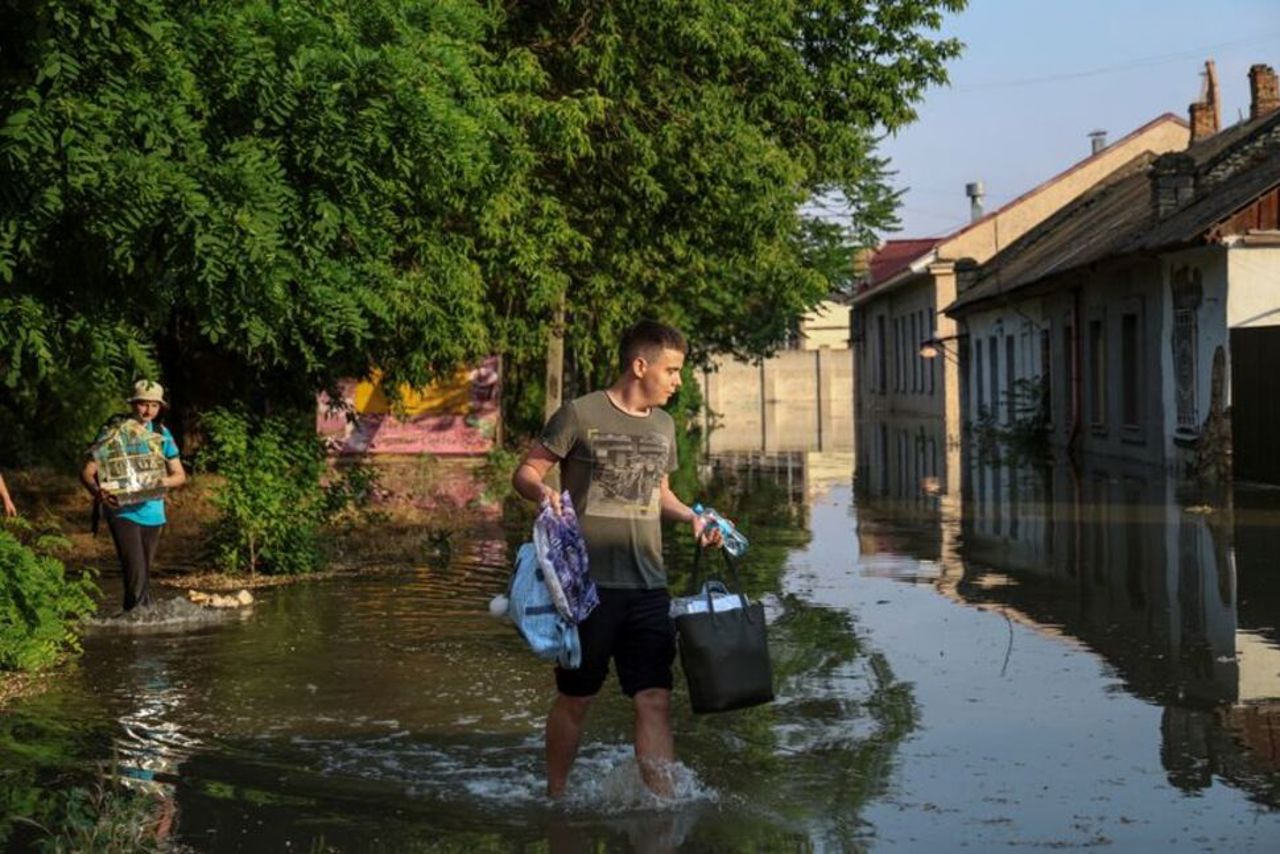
106,423,180,527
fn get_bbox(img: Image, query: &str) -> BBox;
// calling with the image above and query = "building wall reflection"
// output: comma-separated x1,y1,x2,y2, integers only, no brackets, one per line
853,415,962,580
701,358,855,503
951,453,1280,797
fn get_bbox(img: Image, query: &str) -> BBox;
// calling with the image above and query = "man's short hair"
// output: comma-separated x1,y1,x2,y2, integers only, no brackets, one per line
619,320,687,373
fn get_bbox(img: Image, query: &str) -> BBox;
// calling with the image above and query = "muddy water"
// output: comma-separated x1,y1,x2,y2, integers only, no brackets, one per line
4,442,1280,851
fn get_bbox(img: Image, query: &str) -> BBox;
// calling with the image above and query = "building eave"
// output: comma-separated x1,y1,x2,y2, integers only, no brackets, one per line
851,249,938,308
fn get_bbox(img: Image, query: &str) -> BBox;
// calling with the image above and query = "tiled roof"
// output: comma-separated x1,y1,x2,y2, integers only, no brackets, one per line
947,109,1280,315
864,238,942,288
856,113,1187,305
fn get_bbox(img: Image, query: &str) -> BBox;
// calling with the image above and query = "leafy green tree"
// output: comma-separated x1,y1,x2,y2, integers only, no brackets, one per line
0,0,549,442
1,0,963,452
488,0,964,394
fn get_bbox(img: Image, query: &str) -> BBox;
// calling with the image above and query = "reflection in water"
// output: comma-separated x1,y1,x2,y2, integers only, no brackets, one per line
855,419,1280,812
2,451,917,851
10,424,1280,848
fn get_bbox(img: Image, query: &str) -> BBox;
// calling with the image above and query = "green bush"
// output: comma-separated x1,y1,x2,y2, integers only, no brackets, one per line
200,408,379,575
0,520,98,673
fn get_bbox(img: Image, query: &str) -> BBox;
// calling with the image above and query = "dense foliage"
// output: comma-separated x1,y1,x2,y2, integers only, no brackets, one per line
0,519,98,672
1,0,964,452
200,407,378,574
493,0,964,391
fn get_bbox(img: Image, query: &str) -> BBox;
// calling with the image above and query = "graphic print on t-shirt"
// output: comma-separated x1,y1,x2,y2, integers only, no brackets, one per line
584,429,671,519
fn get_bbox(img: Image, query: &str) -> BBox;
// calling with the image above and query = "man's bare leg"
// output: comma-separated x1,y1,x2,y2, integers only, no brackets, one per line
546,693,593,798
633,688,675,797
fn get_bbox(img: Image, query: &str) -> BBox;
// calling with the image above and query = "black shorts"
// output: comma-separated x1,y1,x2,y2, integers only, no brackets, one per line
555,587,676,698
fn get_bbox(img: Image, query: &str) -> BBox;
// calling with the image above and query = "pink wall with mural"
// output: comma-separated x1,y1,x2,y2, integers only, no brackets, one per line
317,357,501,456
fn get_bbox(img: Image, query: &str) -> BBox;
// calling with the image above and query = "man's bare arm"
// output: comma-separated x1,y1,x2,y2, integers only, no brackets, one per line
658,474,695,523
512,443,563,513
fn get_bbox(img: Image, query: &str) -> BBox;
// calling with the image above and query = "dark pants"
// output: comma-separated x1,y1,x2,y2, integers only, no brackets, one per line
105,514,162,611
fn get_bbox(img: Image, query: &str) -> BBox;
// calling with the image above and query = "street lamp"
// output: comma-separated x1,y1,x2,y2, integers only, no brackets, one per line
919,334,965,364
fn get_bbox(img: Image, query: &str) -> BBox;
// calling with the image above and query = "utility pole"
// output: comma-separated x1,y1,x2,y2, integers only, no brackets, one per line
543,293,565,489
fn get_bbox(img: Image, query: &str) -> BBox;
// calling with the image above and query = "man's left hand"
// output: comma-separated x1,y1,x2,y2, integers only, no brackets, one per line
692,514,723,548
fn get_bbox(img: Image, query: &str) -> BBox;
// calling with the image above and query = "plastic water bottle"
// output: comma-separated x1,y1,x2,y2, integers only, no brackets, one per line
692,503,749,557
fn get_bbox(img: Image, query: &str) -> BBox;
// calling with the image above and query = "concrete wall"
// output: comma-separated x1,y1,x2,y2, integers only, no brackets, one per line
798,300,851,350
703,348,853,455
1227,246,1280,329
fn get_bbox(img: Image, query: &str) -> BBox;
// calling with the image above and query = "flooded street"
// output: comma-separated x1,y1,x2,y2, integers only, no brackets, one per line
4,418,1280,850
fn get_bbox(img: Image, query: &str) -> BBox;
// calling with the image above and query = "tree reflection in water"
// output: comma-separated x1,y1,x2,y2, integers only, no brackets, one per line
1,446,916,851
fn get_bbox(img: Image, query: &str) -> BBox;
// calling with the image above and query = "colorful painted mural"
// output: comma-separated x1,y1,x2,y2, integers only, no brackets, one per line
316,357,501,455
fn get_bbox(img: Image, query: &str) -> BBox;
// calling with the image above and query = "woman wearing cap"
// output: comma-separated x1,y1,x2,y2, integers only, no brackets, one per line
79,381,186,612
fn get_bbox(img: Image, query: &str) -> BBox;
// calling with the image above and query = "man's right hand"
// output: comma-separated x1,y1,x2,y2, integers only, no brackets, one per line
98,488,120,509
541,485,563,516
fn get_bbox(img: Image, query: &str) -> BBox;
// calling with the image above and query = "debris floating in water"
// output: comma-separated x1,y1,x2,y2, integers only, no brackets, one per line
187,588,254,609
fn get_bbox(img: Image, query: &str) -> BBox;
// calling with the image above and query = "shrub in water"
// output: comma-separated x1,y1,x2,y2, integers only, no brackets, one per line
201,408,380,575
0,520,98,672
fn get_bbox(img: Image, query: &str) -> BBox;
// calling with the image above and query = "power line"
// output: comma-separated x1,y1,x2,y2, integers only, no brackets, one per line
953,32,1280,91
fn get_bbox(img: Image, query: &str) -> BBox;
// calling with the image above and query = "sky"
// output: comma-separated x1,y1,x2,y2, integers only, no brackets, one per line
873,0,1280,239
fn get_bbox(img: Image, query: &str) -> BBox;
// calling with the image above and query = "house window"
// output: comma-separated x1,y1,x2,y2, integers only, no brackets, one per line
910,313,919,393
891,318,899,392
1089,318,1106,427
877,314,887,394
1062,323,1074,427
897,316,905,393
1005,335,1016,425
917,311,925,393
1040,329,1052,426
919,310,928,394
988,335,999,423
1121,313,1140,428
975,338,985,415
928,314,937,397
1174,308,1198,429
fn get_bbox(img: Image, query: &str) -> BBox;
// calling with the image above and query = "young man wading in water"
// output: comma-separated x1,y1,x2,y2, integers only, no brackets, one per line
513,320,719,798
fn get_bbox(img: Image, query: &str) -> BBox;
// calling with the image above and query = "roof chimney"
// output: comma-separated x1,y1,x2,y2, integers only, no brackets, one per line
1249,64,1279,120
852,246,874,280
965,181,985,223
1151,153,1197,218
1088,130,1107,155
1189,60,1220,143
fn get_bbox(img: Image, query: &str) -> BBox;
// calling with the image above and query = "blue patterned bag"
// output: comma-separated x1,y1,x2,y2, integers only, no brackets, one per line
506,543,582,669
532,492,599,625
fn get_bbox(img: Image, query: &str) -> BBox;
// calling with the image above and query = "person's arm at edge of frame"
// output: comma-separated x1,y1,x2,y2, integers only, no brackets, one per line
512,443,563,515
0,473,15,516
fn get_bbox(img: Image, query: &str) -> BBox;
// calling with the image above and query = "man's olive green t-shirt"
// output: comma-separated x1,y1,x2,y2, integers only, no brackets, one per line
540,390,678,589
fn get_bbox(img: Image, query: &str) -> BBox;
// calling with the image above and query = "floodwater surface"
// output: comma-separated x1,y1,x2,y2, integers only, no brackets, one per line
3,438,1280,851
